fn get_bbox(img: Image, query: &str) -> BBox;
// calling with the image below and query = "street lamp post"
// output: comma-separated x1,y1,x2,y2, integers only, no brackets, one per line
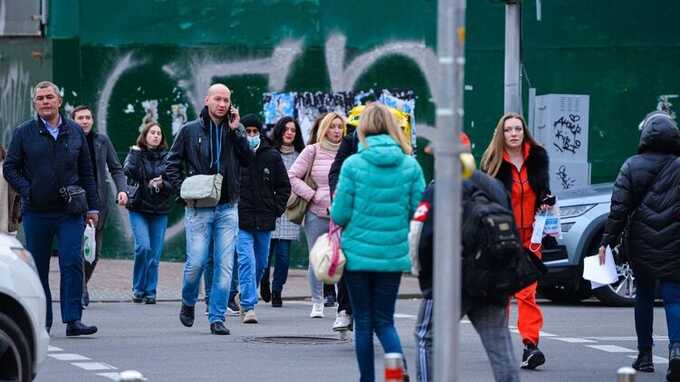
433,0,466,381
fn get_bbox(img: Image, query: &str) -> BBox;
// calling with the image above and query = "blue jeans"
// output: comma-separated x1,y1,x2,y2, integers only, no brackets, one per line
129,211,168,299
182,203,238,324
660,281,680,348
23,211,85,328
345,270,404,382
635,274,656,351
269,239,291,292
204,249,239,303
236,229,272,310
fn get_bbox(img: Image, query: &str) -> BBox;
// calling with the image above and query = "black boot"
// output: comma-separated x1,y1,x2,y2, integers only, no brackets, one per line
271,290,282,308
179,303,195,327
260,279,271,303
632,349,654,373
668,343,680,382
210,321,230,335
66,320,98,337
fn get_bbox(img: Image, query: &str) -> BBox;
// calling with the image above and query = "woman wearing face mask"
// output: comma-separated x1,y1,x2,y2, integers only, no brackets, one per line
233,114,291,323
124,122,174,305
288,112,346,318
481,112,553,371
260,116,306,307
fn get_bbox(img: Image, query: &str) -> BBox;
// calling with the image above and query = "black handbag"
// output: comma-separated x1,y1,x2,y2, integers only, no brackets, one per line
59,185,88,215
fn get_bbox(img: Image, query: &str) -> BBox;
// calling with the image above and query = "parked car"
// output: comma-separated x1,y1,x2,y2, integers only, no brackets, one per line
539,183,637,306
0,232,49,381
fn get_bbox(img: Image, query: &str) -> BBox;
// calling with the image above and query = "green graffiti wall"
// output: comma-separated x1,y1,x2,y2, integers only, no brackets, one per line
3,0,678,263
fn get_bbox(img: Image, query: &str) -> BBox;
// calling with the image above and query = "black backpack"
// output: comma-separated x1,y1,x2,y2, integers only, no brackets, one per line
461,189,545,302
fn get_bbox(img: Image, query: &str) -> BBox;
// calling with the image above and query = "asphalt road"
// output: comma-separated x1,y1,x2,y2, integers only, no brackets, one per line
36,299,671,381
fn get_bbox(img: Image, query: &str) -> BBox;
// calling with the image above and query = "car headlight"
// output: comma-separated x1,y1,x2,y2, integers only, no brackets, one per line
11,247,37,273
559,204,597,219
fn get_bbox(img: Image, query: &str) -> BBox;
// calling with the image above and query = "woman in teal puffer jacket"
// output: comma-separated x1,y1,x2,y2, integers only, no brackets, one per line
330,103,425,382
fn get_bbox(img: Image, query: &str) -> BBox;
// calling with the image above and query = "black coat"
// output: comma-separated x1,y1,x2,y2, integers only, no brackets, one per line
601,117,680,281
3,115,98,213
328,132,359,195
416,171,511,300
495,144,551,214
164,107,252,204
124,147,174,215
238,140,291,231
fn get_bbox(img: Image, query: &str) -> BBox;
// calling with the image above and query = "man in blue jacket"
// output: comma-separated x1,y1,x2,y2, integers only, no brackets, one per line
3,81,99,336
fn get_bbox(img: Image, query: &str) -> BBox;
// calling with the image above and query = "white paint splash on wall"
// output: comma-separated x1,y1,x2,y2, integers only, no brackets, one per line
0,61,31,145
170,103,188,136
139,99,158,131
96,53,142,136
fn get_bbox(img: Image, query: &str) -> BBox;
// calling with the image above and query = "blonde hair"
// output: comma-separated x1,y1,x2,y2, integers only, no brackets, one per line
480,112,538,177
316,112,346,144
357,104,412,155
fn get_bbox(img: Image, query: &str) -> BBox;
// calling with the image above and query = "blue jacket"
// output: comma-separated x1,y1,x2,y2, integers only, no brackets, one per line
330,134,425,272
3,115,98,213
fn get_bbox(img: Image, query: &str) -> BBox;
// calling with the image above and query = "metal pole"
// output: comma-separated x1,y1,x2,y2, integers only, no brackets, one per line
504,0,522,113
616,366,636,382
433,1,466,381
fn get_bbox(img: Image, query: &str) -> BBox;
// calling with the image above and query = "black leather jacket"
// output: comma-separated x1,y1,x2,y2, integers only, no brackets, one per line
124,147,173,215
164,107,252,204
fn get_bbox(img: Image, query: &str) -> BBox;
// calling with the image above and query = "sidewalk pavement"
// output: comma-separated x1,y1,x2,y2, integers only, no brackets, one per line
48,257,422,303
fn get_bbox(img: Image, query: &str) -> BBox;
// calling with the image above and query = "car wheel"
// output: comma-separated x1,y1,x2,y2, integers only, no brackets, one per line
0,312,32,382
592,257,636,307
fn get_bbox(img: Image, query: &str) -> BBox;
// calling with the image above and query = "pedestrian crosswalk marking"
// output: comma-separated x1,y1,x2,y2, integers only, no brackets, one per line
47,345,63,352
394,313,417,319
586,345,636,353
627,355,668,365
586,336,669,342
49,353,91,361
539,331,557,337
553,337,597,343
71,362,116,371
97,372,123,380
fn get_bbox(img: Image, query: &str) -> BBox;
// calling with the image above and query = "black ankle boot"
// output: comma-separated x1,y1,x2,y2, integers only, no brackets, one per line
668,343,680,382
271,290,282,307
260,280,271,303
66,320,98,337
633,349,654,372
179,303,195,327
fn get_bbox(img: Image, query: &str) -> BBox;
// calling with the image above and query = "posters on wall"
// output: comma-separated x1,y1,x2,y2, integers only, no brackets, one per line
533,94,591,192
262,89,416,146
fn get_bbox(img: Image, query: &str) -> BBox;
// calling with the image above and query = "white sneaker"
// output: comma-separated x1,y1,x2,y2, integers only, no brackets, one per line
333,310,352,331
310,303,324,318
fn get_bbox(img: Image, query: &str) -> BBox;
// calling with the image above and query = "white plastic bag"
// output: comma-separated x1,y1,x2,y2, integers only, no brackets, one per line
83,223,96,264
543,201,562,239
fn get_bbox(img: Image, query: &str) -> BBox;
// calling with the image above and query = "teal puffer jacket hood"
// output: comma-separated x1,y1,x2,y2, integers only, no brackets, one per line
330,134,426,272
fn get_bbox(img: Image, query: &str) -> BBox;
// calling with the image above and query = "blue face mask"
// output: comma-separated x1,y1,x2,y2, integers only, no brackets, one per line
247,135,260,151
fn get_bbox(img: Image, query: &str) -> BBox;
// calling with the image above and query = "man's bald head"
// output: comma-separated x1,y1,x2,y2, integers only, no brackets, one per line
205,83,232,122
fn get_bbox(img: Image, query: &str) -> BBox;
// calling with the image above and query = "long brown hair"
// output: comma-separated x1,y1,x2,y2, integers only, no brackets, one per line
136,121,167,150
357,104,412,154
480,112,538,177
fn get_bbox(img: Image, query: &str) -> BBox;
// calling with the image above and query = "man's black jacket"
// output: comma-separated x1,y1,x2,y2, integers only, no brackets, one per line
328,131,359,195
4,115,98,213
416,171,511,300
164,107,252,204
238,139,291,231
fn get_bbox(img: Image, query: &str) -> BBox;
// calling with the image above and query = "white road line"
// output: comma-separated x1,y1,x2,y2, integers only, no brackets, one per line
539,331,558,337
394,313,417,319
49,353,91,361
97,372,123,380
586,336,669,342
586,345,636,353
71,362,116,371
552,337,597,344
627,355,668,365
47,345,63,352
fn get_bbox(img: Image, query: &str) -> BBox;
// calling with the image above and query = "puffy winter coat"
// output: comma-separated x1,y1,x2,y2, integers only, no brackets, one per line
288,143,337,218
124,147,173,215
601,115,680,281
330,134,425,272
238,139,291,231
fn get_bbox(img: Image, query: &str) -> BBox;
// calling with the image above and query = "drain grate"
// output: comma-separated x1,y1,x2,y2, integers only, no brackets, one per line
243,335,348,345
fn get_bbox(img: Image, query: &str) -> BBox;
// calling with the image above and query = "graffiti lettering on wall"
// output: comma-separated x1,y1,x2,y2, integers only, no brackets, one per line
0,61,31,145
553,114,582,154
657,94,678,120
556,165,576,190
88,32,442,244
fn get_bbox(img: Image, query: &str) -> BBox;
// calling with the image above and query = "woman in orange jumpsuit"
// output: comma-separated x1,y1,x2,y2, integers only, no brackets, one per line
481,112,553,370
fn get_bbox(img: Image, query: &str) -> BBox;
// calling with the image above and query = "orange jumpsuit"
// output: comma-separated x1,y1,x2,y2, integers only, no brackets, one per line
503,144,544,346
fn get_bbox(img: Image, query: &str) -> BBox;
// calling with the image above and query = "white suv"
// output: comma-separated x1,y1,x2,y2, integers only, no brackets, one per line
0,232,49,381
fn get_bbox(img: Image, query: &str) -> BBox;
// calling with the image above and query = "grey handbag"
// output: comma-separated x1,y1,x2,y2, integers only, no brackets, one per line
180,174,223,208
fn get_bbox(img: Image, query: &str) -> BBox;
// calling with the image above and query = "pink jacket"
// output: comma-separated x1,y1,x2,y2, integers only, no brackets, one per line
288,143,337,218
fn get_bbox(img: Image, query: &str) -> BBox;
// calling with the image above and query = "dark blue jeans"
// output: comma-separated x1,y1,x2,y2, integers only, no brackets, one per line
345,270,404,382
129,211,168,299
23,211,85,328
268,239,291,292
635,275,680,351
